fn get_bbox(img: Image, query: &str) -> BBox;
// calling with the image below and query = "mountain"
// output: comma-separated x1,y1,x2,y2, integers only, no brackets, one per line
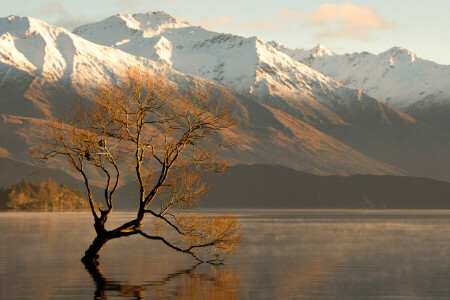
72,12,450,181
74,12,376,127
1,13,450,187
202,164,450,209
0,15,404,188
0,15,154,119
3,160,450,210
114,164,450,209
268,41,335,64
271,42,450,134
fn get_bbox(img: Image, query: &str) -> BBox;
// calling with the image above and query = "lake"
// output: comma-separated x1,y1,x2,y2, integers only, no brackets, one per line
1,210,450,299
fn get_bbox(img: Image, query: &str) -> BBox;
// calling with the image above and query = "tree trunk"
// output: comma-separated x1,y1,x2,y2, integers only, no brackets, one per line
81,235,109,266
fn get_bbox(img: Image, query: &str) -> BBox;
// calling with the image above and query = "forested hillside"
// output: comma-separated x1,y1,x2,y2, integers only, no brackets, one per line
0,178,95,211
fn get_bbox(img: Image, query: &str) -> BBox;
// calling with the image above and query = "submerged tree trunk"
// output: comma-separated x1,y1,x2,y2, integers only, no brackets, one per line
81,235,109,266
81,216,141,266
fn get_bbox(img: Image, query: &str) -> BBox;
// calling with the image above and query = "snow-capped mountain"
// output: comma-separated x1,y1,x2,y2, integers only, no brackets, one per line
72,12,414,128
0,15,163,119
73,11,190,47
0,15,404,182
1,13,450,184
71,12,450,182
272,42,450,133
0,15,157,83
268,41,335,64
75,13,322,101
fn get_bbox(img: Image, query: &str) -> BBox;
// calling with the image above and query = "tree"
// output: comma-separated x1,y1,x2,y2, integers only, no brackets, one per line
32,67,241,266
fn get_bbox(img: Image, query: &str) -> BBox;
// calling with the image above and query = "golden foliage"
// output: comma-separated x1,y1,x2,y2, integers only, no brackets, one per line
154,213,241,261
3,178,95,211
32,66,240,263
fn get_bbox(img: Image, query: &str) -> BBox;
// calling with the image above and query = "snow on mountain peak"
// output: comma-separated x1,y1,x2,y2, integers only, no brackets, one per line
0,14,162,89
73,15,340,110
274,42,450,111
267,40,287,50
151,36,173,66
112,11,190,33
0,15,77,78
4,14,450,180
73,11,190,46
267,41,334,62
310,43,335,58
383,46,418,63
129,11,189,30
0,15,58,39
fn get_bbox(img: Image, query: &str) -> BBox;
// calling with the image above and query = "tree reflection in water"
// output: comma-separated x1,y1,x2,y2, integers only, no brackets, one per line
84,262,241,299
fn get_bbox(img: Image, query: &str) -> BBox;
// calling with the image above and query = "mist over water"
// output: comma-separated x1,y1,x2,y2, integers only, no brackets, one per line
1,210,450,299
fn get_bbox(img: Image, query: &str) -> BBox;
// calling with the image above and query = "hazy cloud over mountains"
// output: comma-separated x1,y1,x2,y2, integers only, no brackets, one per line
305,3,396,41
197,3,395,42
30,2,96,30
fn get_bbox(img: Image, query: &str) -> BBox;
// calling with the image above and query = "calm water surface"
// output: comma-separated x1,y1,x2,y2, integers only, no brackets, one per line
1,210,450,299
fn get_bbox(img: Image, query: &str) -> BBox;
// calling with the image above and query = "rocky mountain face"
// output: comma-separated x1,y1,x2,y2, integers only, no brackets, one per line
1,12,450,188
271,42,450,134
73,12,450,181
0,15,401,184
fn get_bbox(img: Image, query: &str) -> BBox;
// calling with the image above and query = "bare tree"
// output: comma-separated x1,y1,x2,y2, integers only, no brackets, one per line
32,67,241,266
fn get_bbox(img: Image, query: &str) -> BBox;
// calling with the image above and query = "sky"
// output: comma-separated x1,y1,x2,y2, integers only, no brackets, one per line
1,0,449,64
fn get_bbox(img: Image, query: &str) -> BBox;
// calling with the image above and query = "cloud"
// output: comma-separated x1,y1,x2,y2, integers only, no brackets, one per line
31,2,66,16
30,2,95,30
279,3,396,41
196,4,393,42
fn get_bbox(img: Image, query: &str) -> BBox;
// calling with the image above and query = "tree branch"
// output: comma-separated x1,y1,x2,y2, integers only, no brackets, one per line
137,230,203,263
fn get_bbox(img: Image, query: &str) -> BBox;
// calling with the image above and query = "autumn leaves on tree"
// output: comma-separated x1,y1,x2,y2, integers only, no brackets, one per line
32,67,241,265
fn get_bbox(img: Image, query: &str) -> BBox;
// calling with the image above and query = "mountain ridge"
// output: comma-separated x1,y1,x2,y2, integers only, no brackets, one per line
70,11,450,181
1,13,450,183
0,15,407,185
272,42,450,133
115,164,450,209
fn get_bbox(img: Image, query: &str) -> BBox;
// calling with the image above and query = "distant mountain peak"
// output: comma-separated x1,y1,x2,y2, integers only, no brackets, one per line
266,41,334,62
0,15,60,38
117,11,190,30
274,41,450,132
310,43,334,58
2,14,450,183
76,10,189,34
72,11,191,46
267,40,286,49
383,46,418,63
